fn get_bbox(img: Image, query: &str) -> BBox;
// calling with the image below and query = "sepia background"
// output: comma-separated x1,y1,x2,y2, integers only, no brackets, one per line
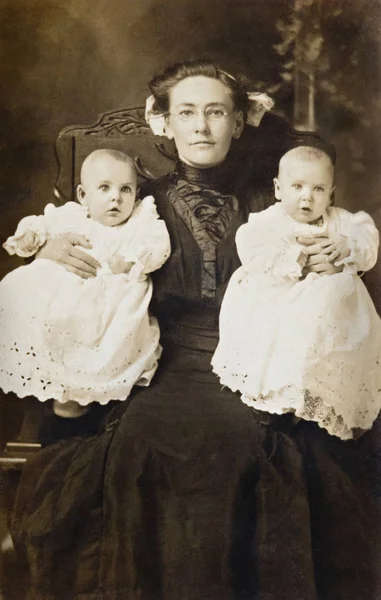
0,1,381,595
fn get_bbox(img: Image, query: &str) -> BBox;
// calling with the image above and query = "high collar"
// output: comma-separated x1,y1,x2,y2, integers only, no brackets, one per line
175,158,236,194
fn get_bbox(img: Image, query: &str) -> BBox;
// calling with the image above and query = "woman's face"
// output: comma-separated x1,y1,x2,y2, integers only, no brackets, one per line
165,76,244,168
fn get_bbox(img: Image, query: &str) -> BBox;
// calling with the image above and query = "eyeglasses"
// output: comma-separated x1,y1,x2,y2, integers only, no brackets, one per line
169,107,231,122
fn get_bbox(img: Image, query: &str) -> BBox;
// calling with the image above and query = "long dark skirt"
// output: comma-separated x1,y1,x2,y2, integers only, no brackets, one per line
10,333,381,600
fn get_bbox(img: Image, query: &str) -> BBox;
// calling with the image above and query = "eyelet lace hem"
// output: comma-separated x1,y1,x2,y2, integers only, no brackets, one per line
241,385,373,440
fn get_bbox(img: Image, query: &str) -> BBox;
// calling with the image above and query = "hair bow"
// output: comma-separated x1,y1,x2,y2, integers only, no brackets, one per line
246,92,275,126
145,95,167,136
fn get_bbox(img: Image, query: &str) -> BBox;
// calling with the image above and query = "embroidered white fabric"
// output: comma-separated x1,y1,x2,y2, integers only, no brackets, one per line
0,197,170,406
212,203,381,440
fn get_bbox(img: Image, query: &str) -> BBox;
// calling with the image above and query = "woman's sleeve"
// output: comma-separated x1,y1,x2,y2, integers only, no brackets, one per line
236,211,306,282
3,213,48,257
334,209,379,273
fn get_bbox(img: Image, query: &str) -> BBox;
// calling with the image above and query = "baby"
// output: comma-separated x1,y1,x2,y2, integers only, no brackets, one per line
0,149,170,417
212,141,381,439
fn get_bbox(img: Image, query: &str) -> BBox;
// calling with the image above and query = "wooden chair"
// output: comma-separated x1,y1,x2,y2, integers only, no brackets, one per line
0,106,175,470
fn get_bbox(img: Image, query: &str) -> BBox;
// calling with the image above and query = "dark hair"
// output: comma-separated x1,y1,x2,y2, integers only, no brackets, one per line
148,59,249,118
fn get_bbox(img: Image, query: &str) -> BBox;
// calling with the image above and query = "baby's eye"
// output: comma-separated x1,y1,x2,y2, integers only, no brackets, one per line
121,186,132,193
100,184,109,192
314,186,325,192
292,183,302,190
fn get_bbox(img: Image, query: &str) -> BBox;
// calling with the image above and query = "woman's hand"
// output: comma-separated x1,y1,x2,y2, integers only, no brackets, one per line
297,235,345,275
36,234,99,278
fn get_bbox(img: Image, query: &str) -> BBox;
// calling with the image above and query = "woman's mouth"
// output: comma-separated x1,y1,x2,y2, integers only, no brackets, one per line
191,141,215,146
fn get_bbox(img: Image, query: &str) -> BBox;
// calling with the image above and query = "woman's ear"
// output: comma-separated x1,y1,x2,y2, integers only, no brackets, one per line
329,186,336,205
77,184,87,205
232,111,244,139
273,177,281,200
164,115,173,140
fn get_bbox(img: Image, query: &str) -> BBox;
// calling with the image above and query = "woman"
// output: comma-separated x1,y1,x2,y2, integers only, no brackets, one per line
11,60,380,600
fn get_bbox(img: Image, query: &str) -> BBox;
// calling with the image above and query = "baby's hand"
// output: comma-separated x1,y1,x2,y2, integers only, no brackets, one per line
297,247,309,268
109,254,135,275
18,231,39,253
320,233,350,263
298,234,345,275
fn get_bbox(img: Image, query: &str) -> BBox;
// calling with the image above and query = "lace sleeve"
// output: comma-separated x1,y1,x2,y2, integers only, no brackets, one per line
3,202,88,258
118,196,171,280
3,214,48,257
236,209,307,282
334,209,379,273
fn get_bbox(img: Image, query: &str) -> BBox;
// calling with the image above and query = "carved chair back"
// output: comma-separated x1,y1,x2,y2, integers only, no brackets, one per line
54,106,176,202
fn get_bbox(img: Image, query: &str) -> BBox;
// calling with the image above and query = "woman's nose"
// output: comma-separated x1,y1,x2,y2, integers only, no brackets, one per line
193,111,209,133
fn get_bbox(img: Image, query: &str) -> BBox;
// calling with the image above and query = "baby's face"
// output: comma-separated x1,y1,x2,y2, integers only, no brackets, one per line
273,155,334,224
79,156,137,226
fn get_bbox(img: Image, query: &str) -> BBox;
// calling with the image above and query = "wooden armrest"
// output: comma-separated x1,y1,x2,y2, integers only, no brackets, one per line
0,442,42,471
0,396,45,471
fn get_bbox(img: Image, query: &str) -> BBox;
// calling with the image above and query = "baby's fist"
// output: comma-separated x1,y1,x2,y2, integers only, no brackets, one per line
18,231,39,253
109,254,134,275
297,247,309,268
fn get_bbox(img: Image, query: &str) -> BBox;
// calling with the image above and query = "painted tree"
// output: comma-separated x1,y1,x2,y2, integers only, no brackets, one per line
272,0,381,211
273,0,344,130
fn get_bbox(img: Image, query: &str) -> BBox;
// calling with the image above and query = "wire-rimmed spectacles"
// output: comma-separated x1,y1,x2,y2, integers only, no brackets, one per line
169,107,231,122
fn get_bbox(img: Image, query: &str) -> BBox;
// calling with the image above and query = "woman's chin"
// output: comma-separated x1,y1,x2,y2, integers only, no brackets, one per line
180,152,225,169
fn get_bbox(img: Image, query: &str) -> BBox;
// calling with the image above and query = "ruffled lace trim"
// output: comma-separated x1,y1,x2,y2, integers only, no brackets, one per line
167,171,239,299
241,386,371,440
0,338,162,406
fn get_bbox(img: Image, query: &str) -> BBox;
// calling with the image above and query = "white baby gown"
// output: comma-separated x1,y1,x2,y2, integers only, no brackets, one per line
212,203,381,439
0,197,170,407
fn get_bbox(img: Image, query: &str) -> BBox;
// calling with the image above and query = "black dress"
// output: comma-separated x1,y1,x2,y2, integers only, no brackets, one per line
11,130,381,600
